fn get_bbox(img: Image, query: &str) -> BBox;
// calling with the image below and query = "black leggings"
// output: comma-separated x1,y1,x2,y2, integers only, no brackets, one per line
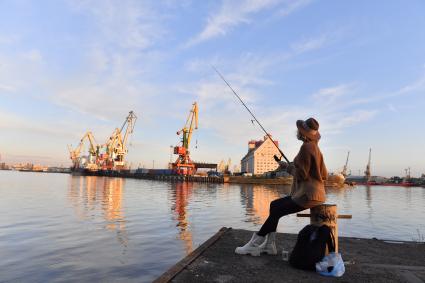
257,196,305,237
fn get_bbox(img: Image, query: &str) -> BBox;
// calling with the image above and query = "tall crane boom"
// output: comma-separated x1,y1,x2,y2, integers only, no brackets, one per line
104,111,138,168
341,151,350,177
177,103,198,151
121,111,137,152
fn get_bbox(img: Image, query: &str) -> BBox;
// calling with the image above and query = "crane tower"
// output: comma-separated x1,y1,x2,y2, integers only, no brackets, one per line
103,111,137,169
68,131,99,170
364,148,372,182
341,151,350,177
172,102,198,175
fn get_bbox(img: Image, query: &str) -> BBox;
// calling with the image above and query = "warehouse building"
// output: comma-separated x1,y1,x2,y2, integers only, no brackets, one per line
240,135,280,175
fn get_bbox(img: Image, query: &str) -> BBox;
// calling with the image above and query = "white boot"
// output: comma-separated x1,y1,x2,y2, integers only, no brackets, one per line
235,233,266,256
260,232,277,255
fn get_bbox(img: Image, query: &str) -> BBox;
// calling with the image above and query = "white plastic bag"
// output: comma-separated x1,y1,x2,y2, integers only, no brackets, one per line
315,252,345,277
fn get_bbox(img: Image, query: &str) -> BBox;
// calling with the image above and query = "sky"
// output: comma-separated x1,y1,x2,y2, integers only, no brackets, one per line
1,0,425,177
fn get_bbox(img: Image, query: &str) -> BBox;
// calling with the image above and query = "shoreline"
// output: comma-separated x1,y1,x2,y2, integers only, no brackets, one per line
2,169,425,187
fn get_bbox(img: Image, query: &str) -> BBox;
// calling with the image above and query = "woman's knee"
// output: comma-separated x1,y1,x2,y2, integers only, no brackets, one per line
269,199,281,214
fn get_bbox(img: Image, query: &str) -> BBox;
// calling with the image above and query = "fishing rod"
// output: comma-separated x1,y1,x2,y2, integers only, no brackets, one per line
212,65,290,163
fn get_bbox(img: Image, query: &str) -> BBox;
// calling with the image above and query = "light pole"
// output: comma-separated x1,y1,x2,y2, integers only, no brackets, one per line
169,145,174,169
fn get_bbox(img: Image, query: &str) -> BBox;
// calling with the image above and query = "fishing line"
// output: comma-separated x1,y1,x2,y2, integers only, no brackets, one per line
212,65,290,163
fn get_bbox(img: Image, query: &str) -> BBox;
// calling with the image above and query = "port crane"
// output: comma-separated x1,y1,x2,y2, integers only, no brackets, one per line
364,148,372,182
68,111,137,171
68,131,99,170
172,102,198,175
404,167,411,181
103,111,137,169
341,151,350,177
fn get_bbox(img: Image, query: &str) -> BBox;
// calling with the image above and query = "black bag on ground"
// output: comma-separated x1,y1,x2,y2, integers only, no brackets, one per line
289,224,335,271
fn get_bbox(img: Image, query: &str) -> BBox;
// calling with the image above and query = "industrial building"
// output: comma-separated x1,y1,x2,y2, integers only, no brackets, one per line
240,135,280,175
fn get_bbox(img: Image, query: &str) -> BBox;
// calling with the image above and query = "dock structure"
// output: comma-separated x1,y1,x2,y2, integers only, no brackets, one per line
71,170,224,183
155,228,425,283
71,169,298,185
135,173,224,183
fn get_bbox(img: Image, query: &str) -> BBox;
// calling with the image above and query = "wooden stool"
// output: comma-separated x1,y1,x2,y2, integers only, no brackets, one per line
297,204,352,252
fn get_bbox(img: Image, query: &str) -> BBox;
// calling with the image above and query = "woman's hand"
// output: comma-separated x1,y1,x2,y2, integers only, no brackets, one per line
278,161,289,169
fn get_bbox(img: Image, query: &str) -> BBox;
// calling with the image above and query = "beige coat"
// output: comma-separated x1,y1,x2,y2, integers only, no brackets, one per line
287,141,327,208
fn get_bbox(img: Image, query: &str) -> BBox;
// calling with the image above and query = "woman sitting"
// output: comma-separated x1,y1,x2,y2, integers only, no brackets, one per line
235,118,328,256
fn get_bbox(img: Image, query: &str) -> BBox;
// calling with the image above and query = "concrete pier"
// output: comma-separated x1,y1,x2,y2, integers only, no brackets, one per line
155,228,425,283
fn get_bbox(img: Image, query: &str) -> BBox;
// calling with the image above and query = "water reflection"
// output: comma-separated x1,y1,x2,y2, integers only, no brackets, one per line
68,176,128,247
405,187,412,206
364,185,374,221
240,184,292,224
365,185,372,204
169,182,194,254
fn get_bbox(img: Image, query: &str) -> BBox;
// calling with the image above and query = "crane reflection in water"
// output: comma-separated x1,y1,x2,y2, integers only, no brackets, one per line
67,176,128,248
170,182,194,254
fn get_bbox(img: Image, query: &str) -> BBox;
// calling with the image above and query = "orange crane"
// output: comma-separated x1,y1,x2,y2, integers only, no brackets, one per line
173,102,198,175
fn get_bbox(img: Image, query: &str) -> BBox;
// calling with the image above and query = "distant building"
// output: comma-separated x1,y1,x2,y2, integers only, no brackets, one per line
241,135,280,175
0,162,10,170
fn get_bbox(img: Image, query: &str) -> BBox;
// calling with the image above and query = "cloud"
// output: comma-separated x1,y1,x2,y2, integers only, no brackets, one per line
181,52,285,114
335,69,425,109
68,0,165,50
387,103,398,113
48,47,167,123
21,49,43,62
0,34,19,45
0,109,81,139
0,49,45,94
290,28,347,55
278,0,312,17
185,53,277,87
0,84,16,93
396,72,425,95
312,84,353,103
46,1,173,121
291,34,329,53
186,0,311,47
323,110,378,134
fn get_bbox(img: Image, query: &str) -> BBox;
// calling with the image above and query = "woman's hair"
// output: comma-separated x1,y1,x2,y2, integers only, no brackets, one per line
296,130,311,142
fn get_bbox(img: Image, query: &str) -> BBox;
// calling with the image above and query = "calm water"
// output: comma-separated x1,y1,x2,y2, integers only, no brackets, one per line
0,170,424,282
